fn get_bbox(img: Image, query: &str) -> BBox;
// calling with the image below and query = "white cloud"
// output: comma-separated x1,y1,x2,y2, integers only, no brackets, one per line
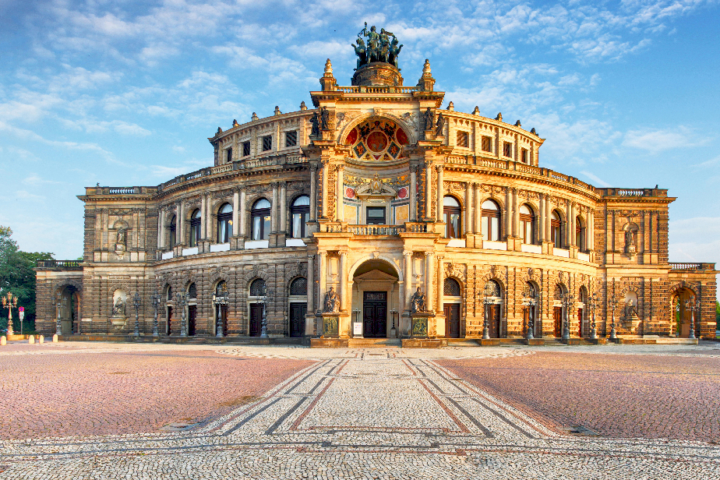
623,126,708,153
580,171,612,187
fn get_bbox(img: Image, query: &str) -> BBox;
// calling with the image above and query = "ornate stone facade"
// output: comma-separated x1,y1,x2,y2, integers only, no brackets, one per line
35,45,717,341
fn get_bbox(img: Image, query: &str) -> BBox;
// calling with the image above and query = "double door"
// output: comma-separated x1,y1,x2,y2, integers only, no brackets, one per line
444,303,460,338
289,303,306,337
363,292,387,338
486,304,501,338
250,303,263,337
553,307,563,337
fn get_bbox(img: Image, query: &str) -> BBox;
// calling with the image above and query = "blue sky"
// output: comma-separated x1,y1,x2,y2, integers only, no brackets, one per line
0,0,719,281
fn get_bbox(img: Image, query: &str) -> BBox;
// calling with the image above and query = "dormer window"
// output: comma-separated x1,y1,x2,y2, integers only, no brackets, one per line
262,135,272,151
521,148,529,164
226,148,232,163
456,131,469,148
503,142,512,158
242,141,251,157
482,136,492,152
286,131,298,147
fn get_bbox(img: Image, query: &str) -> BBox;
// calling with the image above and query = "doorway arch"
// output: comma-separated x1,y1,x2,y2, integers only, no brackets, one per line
670,287,696,338
57,285,80,335
350,258,400,338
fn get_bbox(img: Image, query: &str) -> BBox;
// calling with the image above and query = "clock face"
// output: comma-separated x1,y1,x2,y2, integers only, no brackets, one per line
345,119,407,161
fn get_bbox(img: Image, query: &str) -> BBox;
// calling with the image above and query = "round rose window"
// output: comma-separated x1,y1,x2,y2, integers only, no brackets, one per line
345,119,408,161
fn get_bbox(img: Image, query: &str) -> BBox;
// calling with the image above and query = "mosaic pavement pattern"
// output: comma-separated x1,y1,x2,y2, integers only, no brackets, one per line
1,343,720,478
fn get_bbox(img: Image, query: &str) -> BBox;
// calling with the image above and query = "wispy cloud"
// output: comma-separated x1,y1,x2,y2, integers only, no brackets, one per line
623,126,709,153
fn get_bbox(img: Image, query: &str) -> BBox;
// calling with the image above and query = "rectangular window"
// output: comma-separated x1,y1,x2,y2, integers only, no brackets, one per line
292,212,309,238
242,141,251,157
262,135,272,151
482,136,492,152
503,142,512,158
456,131,469,148
285,131,298,147
521,148,529,164
366,207,386,225
226,148,232,163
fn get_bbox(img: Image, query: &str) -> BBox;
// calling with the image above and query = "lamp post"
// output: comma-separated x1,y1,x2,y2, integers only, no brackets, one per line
213,288,229,338
353,309,362,338
261,288,272,339
589,292,598,340
609,294,618,340
2,291,18,336
390,309,398,338
685,299,698,339
521,285,537,340
55,293,64,337
151,291,161,337
176,292,188,337
561,292,575,341
133,292,141,337
482,283,493,340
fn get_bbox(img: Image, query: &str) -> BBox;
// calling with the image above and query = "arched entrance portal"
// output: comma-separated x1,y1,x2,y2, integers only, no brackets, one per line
58,286,80,335
671,288,696,338
351,259,400,338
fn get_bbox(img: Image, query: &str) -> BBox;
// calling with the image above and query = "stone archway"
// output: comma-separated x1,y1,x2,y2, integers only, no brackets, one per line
670,287,697,338
350,259,400,338
57,285,80,336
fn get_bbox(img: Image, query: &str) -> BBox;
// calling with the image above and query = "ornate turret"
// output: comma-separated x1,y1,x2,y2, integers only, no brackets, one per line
320,59,337,91
416,59,435,92
351,23,404,87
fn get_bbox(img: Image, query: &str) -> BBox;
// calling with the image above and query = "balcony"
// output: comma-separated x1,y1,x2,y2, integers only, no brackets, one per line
669,263,715,271
36,260,83,270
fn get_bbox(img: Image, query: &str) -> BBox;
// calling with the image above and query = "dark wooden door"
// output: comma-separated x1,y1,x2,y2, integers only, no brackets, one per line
289,303,306,337
577,308,583,337
363,292,387,338
444,303,460,338
167,306,173,335
250,303,263,337
553,307,563,337
188,306,197,336
217,305,228,336
487,305,501,338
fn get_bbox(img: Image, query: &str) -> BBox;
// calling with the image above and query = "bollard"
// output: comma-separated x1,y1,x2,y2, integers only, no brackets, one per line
52,334,59,343
29,335,35,344
1,336,5,346
39,335,44,344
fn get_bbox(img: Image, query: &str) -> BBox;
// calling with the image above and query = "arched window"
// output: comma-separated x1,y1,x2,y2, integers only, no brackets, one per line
217,203,232,243
250,279,266,296
291,196,310,238
519,205,535,244
444,278,461,296
188,283,197,299
481,200,501,241
215,281,227,295
290,277,307,296
576,216,586,252
165,285,173,301
484,280,502,298
169,215,176,248
551,211,563,248
443,196,461,238
251,199,271,240
189,209,201,247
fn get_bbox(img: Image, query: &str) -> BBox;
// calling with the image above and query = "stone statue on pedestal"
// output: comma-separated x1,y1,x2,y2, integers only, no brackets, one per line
323,287,340,313
112,297,126,317
410,287,427,313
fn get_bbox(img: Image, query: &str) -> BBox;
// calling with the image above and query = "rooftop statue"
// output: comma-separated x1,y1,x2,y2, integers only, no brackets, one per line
353,23,403,69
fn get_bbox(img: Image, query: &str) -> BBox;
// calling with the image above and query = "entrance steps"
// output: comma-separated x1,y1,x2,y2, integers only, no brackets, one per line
348,338,401,348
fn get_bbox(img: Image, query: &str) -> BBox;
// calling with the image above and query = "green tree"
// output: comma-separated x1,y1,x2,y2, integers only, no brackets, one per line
0,226,54,332
716,301,720,322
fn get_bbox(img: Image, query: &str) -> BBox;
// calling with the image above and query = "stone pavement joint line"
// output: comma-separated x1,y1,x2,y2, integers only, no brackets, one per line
2,345,720,478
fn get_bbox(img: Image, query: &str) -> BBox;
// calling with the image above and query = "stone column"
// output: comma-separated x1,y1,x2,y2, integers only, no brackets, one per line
567,201,574,247
339,251,347,310
545,198,551,241
158,209,165,250
425,252,434,312
319,251,327,309
538,194,545,242
232,190,240,236
505,188,512,238
425,164,432,220
271,183,278,233
513,188,519,237
404,251,413,311
436,255,445,313
475,183,482,235
436,165,444,222
465,182,472,235
336,165,344,222
239,188,247,237
280,182,287,233
207,195,213,241
310,164,318,222
588,209,594,250
201,196,207,239
321,162,328,219
410,166,417,221
307,254,315,313
178,201,185,244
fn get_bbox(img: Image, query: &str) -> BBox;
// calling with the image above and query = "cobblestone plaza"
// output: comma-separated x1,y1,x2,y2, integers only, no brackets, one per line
1,341,719,479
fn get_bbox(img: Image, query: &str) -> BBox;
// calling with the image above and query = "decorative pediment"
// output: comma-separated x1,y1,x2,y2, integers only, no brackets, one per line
354,269,398,283
355,174,397,201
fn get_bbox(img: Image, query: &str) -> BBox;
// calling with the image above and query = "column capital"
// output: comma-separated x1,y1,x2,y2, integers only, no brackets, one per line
310,163,319,172
410,164,418,173
339,251,347,258
336,164,344,172
424,251,434,257
403,250,413,257
435,164,444,172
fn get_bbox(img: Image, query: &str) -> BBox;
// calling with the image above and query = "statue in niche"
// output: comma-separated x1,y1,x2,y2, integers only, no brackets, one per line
115,227,127,253
624,227,637,255
423,108,434,131
323,287,340,313
320,107,330,131
410,287,427,313
112,297,126,317
435,111,446,137
309,111,320,137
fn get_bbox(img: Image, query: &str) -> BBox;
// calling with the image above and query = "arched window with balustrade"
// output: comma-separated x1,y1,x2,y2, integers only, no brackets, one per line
169,215,176,248
576,216,586,252
291,196,310,238
519,204,535,244
551,210,563,248
217,203,232,243
481,199,501,241
251,199,271,240
189,209,201,247
443,196,462,238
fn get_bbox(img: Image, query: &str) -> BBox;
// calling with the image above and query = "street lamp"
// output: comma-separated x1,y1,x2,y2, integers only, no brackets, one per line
608,294,618,340
482,282,494,340
589,292,598,340
521,285,537,340
261,288,273,339
2,291,18,336
213,288,229,338
151,291,161,337
685,299,698,339
176,292,189,337
133,292,141,337
561,292,575,341
55,293,65,337
390,309,398,338
353,309,362,338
